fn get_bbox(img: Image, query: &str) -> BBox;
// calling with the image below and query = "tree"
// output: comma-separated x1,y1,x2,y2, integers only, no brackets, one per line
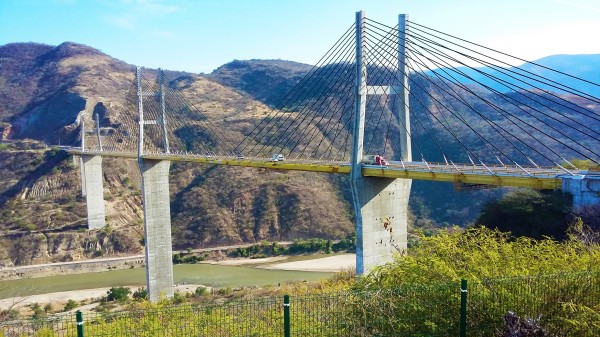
475,189,570,240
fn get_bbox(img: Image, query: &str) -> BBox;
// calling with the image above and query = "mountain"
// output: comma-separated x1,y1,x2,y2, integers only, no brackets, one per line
0,42,353,267
211,59,313,107
450,54,600,98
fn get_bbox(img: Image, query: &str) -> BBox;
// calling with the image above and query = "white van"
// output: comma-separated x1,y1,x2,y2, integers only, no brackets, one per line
270,154,285,162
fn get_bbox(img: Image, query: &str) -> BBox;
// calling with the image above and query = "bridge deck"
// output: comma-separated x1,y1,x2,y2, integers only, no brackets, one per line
70,150,568,189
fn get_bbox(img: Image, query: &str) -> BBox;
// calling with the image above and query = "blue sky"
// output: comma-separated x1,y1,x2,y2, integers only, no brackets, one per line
1,0,599,73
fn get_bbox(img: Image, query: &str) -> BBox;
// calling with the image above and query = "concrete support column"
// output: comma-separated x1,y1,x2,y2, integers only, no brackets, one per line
81,155,105,229
139,159,174,301
354,177,411,274
562,174,600,210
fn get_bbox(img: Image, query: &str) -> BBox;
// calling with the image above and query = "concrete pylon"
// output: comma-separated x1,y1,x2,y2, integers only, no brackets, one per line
136,67,174,301
350,11,412,274
139,158,174,301
81,154,106,229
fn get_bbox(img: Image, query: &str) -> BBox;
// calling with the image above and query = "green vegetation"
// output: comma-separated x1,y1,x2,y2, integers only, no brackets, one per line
194,286,209,297
232,236,355,258
475,189,570,240
106,287,131,302
569,159,599,170
132,288,148,301
172,251,205,264
63,299,78,312
360,226,598,288
2,227,599,335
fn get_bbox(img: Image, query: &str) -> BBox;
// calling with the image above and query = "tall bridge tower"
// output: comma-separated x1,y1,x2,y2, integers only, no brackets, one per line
350,11,412,274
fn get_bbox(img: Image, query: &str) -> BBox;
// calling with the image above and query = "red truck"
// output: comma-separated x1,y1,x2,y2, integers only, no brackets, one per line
361,154,389,166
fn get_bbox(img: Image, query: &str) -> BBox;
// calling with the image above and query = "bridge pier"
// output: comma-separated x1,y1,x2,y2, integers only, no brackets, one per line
562,173,600,210
353,177,410,274
81,154,106,229
139,159,174,301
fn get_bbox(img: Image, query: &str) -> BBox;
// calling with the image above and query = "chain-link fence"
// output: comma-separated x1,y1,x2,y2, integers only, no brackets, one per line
2,271,598,336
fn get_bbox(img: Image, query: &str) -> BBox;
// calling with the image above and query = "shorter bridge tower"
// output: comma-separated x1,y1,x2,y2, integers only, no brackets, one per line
79,116,107,230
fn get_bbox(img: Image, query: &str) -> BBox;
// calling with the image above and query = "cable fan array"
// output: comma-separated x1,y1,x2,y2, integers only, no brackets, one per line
84,17,600,170
237,17,600,168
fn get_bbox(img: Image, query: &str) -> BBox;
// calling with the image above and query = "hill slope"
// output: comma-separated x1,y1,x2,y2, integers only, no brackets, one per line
0,43,353,267
452,54,600,98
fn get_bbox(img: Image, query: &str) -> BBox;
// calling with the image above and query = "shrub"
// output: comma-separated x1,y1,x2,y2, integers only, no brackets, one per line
347,228,600,336
195,286,209,297
216,287,232,295
132,287,148,301
358,227,600,288
0,309,19,320
106,287,131,302
172,291,186,304
63,299,78,311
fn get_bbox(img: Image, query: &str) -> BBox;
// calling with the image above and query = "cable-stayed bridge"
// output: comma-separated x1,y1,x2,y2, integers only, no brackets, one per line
70,11,600,301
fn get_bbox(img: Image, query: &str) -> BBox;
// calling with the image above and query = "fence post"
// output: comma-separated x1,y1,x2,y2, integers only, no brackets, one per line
460,279,467,337
76,310,84,337
283,294,290,337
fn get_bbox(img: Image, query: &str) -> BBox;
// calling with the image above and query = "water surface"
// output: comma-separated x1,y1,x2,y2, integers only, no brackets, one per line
0,260,333,299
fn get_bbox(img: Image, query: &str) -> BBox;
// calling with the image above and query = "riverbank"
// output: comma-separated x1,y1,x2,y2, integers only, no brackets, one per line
0,242,294,280
0,254,356,311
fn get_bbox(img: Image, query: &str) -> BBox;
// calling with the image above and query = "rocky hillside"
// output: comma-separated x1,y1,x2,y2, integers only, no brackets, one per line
211,59,313,107
0,43,353,267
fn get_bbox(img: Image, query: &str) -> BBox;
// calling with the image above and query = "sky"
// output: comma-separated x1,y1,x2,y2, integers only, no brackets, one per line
1,0,599,74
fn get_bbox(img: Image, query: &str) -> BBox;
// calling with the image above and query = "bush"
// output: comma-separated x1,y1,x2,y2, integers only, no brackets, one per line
216,287,232,295
195,286,209,297
63,299,78,311
347,228,600,336
132,287,148,301
106,287,131,302
358,227,600,288
0,309,19,320
172,291,186,304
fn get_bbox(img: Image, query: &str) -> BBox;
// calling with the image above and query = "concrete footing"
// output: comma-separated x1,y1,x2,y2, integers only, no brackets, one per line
562,173,600,210
353,177,411,274
139,159,174,301
81,155,105,229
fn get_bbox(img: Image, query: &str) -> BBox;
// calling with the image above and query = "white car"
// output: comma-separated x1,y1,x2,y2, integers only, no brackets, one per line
270,154,285,162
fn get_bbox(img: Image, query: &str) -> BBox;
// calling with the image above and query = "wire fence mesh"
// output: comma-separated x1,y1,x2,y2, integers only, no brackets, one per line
1,271,598,336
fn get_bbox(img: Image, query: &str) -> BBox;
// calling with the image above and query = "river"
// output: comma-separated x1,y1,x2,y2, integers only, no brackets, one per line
0,256,338,299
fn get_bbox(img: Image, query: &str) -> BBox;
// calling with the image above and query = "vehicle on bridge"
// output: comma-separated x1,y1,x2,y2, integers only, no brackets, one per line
362,154,389,166
270,154,285,162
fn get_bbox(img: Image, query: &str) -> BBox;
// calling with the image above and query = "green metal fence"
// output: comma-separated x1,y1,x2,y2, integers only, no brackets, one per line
1,271,598,337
